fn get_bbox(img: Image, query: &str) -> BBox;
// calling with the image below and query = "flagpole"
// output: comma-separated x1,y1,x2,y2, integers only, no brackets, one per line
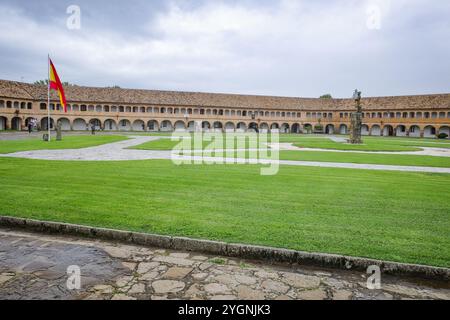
47,54,51,141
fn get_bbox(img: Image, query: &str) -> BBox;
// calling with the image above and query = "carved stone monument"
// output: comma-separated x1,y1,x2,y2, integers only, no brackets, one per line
349,89,363,144
56,120,62,141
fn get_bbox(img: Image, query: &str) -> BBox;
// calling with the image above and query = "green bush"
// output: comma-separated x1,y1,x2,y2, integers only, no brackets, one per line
437,133,448,139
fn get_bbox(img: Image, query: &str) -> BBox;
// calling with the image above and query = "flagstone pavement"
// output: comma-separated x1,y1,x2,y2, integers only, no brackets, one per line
0,228,449,300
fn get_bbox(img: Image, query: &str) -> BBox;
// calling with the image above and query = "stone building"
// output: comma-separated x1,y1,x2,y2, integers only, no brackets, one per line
0,79,449,138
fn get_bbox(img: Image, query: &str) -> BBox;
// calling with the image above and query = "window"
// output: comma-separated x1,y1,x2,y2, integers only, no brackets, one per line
40,103,47,110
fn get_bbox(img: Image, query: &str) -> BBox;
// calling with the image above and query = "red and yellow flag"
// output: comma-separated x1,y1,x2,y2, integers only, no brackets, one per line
49,59,67,112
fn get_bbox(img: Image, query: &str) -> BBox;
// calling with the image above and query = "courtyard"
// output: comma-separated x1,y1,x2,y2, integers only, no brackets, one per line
0,133,449,271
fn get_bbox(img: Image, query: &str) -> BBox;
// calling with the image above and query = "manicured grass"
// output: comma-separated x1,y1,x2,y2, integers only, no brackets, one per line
0,135,129,154
278,151,450,168
283,136,450,151
132,135,450,168
0,158,448,267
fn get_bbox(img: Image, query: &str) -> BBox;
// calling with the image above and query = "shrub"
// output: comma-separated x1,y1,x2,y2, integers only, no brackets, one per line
437,133,448,139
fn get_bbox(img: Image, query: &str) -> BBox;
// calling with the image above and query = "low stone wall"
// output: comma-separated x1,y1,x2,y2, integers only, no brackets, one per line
0,215,448,281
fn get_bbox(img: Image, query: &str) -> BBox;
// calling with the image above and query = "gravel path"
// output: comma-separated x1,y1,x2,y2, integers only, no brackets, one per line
1,228,448,300
1,136,450,173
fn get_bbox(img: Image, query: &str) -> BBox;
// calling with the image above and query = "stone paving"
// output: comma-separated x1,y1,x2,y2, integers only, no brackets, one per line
1,135,450,173
0,228,449,300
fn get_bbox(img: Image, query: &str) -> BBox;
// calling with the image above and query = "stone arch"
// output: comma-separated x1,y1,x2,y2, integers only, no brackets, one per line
280,123,290,133
57,118,71,131
270,123,280,131
202,121,211,131
291,123,301,134
132,120,145,131
438,126,450,137
147,120,159,132
41,117,54,130
370,125,381,136
260,123,269,133
248,122,258,132
409,125,421,138
383,125,394,137
303,123,313,134
325,124,335,135
225,122,235,132
0,116,7,130
361,124,369,136
339,124,348,135
11,117,22,130
104,119,118,131
160,120,173,132
236,122,247,132
119,119,132,131
395,125,407,137
187,121,196,132
72,118,86,131
424,125,436,138
89,119,102,130
174,120,187,132
213,121,223,132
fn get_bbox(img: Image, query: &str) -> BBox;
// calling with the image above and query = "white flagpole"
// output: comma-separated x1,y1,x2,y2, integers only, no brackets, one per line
47,54,51,141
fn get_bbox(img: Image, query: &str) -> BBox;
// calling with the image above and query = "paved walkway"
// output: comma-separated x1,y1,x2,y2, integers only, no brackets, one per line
0,228,449,300
1,136,450,173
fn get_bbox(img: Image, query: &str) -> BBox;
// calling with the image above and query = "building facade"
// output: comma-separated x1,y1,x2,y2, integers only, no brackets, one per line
0,79,449,138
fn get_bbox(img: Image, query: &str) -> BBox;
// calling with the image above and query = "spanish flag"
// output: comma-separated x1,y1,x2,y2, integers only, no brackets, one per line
49,58,67,112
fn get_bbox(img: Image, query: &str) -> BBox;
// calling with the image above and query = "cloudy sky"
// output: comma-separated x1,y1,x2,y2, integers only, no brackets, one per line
0,0,449,98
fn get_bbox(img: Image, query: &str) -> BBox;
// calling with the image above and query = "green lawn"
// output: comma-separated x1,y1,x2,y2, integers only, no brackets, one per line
282,136,450,151
132,136,450,168
0,158,448,267
278,151,450,168
0,135,129,154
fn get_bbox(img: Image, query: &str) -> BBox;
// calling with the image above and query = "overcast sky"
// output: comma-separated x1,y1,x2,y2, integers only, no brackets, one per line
0,0,449,98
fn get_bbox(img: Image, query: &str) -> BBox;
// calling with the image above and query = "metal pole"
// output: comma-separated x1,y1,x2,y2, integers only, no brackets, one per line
47,54,51,141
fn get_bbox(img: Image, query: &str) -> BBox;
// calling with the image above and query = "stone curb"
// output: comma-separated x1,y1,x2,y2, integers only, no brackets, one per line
1,216,449,281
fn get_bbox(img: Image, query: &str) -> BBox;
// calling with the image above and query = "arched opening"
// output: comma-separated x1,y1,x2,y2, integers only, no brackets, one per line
174,121,187,132
370,125,381,136
325,124,335,135
395,125,407,137
119,119,132,131
291,123,301,134
11,117,22,131
383,125,394,137
248,122,258,133
280,123,290,133
236,122,247,132
270,123,280,132
160,120,173,132
303,123,312,134
213,121,223,132
0,116,7,130
260,123,269,133
339,124,348,135
424,126,436,138
57,118,71,131
187,121,196,132
41,117,54,131
409,125,421,138
202,121,211,131
438,126,450,138
225,122,235,132
132,120,145,131
89,119,102,130
73,118,86,131
147,120,159,132
361,124,369,136
104,119,117,131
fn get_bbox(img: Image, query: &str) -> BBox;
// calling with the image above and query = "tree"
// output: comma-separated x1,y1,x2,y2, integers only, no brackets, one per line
320,94,333,99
